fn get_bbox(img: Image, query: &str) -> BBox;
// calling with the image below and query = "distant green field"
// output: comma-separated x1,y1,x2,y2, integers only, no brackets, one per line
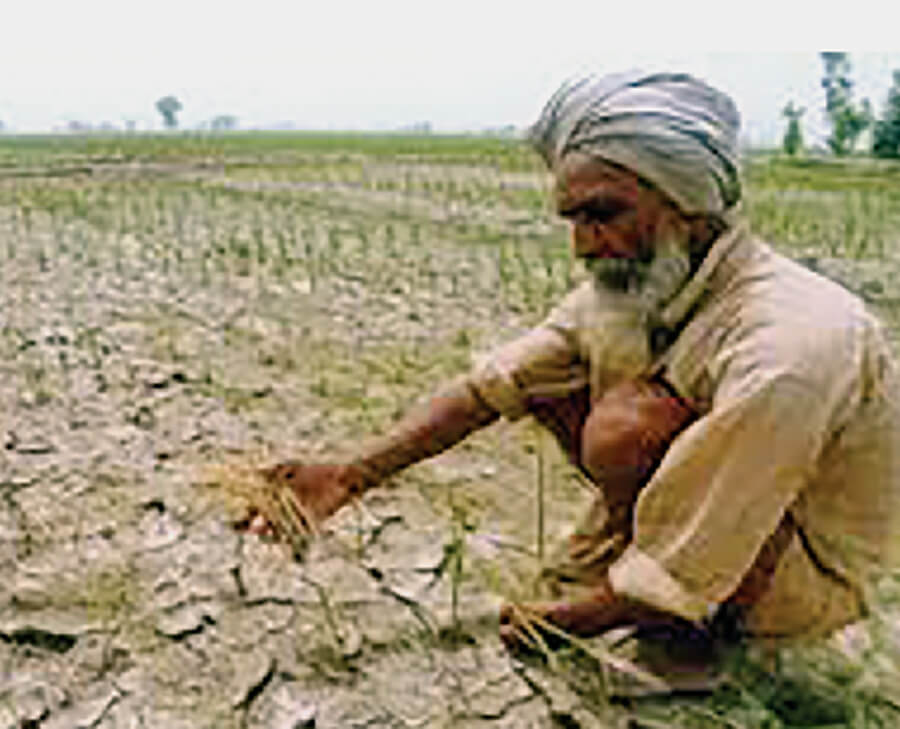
0,131,535,170
2,132,898,343
3,132,900,249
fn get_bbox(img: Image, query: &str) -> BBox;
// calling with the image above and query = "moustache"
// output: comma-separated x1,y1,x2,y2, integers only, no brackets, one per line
584,256,651,292
584,232,693,315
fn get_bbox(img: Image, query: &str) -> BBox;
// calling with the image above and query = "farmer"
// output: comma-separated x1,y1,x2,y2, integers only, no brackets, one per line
240,72,900,689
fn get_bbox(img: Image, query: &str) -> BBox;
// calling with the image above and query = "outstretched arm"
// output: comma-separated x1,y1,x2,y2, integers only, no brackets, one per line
246,288,584,535
244,376,499,534
349,375,500,491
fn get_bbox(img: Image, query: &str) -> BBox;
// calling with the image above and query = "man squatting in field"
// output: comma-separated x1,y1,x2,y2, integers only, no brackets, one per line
240,72,900,687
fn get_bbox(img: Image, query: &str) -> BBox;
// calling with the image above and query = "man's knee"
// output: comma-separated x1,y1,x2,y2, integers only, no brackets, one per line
580,379,696,488
527,387,592,465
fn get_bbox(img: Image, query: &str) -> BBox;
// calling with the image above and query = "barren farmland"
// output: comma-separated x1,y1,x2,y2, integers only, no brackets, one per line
2,134,900,728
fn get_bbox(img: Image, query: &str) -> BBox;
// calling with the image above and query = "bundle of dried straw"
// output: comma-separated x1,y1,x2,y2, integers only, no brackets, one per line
200,456,318,559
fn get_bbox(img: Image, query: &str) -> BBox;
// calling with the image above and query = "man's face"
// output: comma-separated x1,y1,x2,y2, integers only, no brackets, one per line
554,153,689,295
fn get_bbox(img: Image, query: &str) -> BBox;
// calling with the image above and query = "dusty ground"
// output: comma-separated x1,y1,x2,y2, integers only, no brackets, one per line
3,151,900,728
0,176,611,729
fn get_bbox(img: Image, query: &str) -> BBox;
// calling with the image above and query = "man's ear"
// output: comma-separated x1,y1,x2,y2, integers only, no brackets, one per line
686,214,725,267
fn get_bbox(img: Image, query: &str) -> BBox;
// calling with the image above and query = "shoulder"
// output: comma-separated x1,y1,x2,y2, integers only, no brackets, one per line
543,281,597,330
709,242,874,396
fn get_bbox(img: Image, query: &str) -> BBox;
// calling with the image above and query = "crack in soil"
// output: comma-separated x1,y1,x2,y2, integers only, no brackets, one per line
0,628,77,654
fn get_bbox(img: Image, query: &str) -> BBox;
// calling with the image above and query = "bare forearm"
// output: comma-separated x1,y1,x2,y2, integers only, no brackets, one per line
350,376,499,488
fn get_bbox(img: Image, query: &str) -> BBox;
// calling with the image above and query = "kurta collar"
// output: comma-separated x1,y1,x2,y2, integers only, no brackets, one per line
659,217,752,331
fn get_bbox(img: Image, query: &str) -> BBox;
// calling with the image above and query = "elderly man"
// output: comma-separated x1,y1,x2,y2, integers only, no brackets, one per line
242,72,900,688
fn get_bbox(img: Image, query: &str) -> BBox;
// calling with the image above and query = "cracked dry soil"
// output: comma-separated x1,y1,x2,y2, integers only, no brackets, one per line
0,173,621,729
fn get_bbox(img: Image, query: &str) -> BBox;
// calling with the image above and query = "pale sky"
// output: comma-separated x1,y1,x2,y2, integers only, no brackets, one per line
3,0,900,146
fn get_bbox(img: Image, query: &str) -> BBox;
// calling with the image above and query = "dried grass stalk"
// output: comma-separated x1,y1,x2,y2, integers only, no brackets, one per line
505,602,670,693
199,456,318,558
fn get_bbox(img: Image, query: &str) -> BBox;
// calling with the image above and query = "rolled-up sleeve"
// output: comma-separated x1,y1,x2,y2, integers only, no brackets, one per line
609,367,834,622
467,286,589,421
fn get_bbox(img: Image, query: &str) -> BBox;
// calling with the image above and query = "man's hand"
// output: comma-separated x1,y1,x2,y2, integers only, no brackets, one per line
498,576,682,654
233,378,496,543
237,461,368,538
499,579,622,652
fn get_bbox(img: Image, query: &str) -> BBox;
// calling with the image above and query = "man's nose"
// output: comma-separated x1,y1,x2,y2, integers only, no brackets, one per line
571,223,607,259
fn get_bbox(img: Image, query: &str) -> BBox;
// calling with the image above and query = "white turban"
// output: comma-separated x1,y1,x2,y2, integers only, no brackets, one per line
528,71,742,216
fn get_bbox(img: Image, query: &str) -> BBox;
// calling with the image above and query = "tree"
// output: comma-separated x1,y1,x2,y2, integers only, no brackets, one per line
873,70,900,159
155,95,183,129
781,102,805,156
820,52,871,156
210,114,238,131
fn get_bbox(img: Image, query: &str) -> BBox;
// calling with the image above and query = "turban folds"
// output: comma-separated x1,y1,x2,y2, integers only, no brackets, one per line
528,71,742,216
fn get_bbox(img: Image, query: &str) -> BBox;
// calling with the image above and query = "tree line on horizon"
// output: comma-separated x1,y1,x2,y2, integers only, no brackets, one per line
2,56,900,159
782,52,900,159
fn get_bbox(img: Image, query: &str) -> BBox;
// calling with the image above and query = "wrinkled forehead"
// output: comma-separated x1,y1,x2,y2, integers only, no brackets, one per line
553,152,642,213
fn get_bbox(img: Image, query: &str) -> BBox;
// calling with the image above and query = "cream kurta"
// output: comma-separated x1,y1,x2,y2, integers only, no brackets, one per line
469,221,900,638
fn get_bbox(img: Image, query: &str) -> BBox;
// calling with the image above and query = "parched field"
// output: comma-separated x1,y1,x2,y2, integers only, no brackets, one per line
2,132,900,728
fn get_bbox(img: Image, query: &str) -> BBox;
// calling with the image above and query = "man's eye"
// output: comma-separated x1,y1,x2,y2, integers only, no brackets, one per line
586,208,618,223
576,205,625,224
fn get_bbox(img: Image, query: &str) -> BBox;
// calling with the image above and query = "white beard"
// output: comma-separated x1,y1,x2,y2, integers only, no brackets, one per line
580,229,693,387
584,229,693,316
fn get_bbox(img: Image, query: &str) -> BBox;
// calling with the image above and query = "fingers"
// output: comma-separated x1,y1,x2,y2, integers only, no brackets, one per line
500,600,565,628
227,460,319,544
499,602,540,654
260,460,303,484
247,513,276,536
499,592,620,653
498,601,569,655
232,510,277,538
499,623,531,653
255,461,316,538
233,460,338,546
273,482,316,537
